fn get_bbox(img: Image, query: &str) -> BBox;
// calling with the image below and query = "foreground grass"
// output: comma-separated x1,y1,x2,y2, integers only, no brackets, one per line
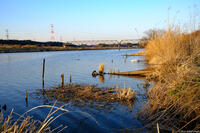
0,103,100,133
0,104,70,133
0,83,136,132
144,28,200,131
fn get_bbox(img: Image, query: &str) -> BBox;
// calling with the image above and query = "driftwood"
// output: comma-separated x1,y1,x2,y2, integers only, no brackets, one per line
122,50,146,56
108,68,153,77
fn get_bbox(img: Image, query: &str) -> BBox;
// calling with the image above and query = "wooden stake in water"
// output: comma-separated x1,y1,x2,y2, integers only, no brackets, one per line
25,90,28,107
61,74,64,88
25,90,28,99
42,58,45,88
42,58,45,80
70,74,72,83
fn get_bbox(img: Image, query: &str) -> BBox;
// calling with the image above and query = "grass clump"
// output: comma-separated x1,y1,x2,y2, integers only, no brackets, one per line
40,83,136,105
144,27,200,131
118,88,136,102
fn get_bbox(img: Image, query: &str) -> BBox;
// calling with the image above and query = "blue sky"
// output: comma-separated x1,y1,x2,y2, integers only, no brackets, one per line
0,0,199,42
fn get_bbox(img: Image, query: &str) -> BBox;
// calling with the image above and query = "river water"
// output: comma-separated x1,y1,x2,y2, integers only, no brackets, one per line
0,49,148,132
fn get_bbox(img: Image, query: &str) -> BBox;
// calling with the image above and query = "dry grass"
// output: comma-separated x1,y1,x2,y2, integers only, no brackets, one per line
144,27,200,131
118,88,136,101
39,83,136,105
0,103,71,133
0,103,99,133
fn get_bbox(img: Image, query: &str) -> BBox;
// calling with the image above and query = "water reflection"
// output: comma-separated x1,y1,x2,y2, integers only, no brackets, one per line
42,79,45,89
98,75,104,83
25,97,28,107
93,73,146,84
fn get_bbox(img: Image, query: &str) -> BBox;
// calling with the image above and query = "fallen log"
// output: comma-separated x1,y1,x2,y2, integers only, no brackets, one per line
108,68,153,77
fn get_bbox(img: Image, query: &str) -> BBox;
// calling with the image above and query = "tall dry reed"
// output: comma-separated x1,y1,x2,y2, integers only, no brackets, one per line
144,27,200,131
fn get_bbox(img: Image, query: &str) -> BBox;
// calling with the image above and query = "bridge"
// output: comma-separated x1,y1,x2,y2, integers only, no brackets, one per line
67,39,139,45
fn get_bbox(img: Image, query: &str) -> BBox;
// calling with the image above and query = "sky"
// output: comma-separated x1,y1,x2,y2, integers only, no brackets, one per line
0,0,200,42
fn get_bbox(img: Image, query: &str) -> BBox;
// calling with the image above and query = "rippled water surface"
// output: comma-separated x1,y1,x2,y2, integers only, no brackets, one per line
0,49,148,132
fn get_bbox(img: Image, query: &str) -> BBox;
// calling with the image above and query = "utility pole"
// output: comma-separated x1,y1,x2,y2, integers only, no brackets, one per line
50,24,55,41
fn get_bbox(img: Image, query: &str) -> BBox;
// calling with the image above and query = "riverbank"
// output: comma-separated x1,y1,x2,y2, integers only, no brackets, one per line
143,28,200,131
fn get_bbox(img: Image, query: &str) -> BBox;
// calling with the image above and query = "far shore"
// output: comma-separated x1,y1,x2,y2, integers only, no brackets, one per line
0,46,139,53
0,39,142,53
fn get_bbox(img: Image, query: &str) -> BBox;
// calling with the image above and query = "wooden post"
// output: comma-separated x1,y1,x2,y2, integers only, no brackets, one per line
70,74,72,83
25,90,28,99
25,90,28,107
42,80,44,89
42,58,45,79
61,74,64,88
42,58,45,88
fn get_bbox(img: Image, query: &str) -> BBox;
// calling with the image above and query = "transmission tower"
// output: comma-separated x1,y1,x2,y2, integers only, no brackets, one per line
6,29,9,40
50,24,55,41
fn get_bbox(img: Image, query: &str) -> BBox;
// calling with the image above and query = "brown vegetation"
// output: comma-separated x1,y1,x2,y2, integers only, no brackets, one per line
144,28,200,131
40,83,136,105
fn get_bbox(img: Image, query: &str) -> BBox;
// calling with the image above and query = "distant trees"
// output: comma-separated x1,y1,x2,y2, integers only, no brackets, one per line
0,39,77,47
139,29,165,48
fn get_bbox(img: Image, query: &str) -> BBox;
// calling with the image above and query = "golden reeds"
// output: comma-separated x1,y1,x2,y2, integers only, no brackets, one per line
144,27,200,130
98,63,104,74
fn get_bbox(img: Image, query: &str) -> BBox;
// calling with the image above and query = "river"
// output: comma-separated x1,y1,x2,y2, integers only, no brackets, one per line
0,49,148,132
